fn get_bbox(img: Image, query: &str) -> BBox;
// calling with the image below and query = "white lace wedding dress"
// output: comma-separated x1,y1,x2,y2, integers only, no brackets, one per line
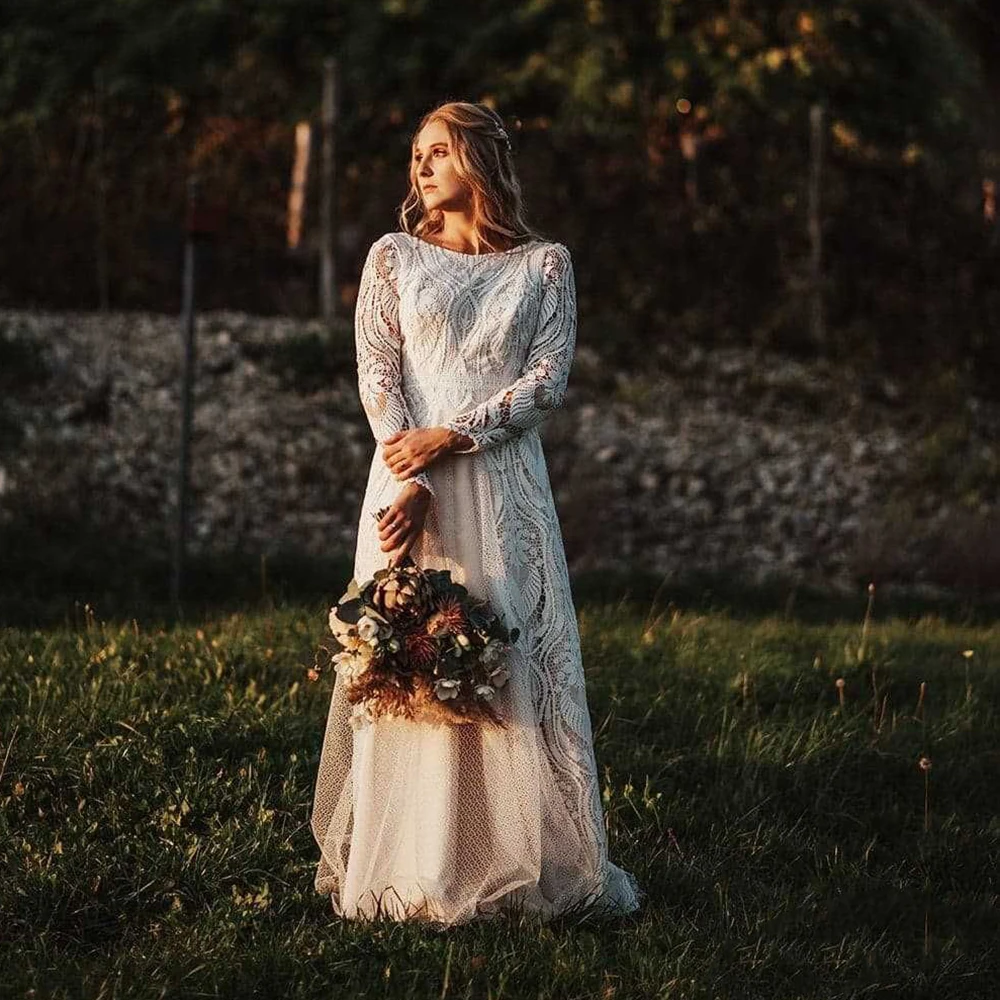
310,229,643,926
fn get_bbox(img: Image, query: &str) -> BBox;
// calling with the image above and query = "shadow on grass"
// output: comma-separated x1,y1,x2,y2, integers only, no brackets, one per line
3,506,1000,629
572,566,1000,628
0,511,353,629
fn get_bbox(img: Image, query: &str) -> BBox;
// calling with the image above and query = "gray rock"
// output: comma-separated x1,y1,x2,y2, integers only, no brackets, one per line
3,307,998,595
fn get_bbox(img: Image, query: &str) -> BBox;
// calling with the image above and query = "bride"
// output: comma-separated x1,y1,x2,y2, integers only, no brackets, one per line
310,100,643,926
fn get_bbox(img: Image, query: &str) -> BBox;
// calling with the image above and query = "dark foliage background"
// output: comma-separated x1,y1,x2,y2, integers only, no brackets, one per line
1,0,998,384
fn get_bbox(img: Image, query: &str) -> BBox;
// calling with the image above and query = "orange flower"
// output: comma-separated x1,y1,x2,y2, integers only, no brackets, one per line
427,596,468,635
405,630,438,669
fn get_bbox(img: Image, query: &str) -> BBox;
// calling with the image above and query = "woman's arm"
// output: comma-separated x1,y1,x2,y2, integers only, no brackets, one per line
355,236,434,496
442,243,577,454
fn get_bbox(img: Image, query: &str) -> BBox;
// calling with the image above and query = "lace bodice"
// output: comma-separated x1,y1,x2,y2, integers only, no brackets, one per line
354,231,577,490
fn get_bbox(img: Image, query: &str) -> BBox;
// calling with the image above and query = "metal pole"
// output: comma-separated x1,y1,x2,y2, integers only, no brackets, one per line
94,67,110,312
808,103,825,349
171,175,200,611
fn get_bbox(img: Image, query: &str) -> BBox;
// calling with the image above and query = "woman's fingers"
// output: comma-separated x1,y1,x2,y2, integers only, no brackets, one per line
383,433,408,460
381,509,420,557
384,529,416,559
393,535,414,565
380,524,405,548
389,459,424,481
383,436,426,479
380,516,412,550
377,508,398,542
378,482,428,559
389,530,416,566
378,506,400,531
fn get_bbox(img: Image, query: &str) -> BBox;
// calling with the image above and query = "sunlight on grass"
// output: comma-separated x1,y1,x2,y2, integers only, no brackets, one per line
1,590,998,997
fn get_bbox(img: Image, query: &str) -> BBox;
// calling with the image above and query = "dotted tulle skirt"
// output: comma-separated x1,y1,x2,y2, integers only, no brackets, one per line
310,434,644,928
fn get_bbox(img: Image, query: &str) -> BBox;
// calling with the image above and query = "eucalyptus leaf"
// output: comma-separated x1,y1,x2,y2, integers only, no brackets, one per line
337,598,363,623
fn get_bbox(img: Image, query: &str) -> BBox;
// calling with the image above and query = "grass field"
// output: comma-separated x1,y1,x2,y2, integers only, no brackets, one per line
1,578,998,999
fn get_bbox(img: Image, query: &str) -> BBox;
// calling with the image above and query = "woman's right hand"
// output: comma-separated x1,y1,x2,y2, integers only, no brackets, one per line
382,427,474,481
377,482,432,567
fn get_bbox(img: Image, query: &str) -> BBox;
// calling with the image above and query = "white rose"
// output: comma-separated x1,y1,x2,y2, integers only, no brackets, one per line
474,684,495,701
331,652,353,680
357,615,379,642
434,678,461,701
333,647,372,679
481,642,503,665
352,649,372,677
488,665,509,688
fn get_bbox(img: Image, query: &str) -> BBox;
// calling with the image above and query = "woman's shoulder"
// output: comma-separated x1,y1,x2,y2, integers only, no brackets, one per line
369,231,402,254
523,238,573,285
538,239,570,257
519,234,570,256
359,232,400,267
535,240,572,283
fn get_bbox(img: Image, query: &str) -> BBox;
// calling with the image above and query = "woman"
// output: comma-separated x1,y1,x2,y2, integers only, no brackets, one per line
310,100,643,926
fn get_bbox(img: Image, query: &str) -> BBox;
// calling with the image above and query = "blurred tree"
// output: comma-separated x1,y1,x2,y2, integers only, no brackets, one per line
0,0,994,383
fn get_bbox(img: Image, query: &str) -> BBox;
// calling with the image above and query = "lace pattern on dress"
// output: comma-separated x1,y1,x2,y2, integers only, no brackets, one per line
356,238,435,495
442,244,576,454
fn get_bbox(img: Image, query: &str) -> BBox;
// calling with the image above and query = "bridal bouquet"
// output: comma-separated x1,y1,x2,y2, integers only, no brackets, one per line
311,508,519,729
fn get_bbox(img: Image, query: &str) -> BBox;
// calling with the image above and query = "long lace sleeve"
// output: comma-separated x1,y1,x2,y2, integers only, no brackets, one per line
443,243,577,454
355,236,434,496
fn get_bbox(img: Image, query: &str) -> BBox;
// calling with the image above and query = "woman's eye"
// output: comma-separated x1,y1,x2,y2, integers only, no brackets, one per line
413,148,446,165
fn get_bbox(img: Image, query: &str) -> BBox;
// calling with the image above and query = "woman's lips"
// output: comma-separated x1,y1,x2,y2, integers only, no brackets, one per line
423,185,437,191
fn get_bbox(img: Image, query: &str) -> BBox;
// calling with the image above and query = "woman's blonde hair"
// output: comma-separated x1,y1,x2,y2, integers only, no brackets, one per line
398,101,546,252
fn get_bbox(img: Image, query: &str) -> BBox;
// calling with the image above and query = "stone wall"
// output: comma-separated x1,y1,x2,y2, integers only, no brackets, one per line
2,309,998,598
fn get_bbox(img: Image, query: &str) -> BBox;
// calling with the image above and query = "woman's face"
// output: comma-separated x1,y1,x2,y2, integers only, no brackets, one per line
412,119,469,211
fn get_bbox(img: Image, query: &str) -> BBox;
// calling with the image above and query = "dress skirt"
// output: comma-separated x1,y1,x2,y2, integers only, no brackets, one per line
309,428,643,926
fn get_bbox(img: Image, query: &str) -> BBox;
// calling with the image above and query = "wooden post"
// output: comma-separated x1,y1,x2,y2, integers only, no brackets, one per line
319,56,338,322
679,130,699,206
808,103,825,348
287,121,312,250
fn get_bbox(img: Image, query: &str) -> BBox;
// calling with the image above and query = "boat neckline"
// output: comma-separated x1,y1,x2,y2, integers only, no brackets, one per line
396,231,543,258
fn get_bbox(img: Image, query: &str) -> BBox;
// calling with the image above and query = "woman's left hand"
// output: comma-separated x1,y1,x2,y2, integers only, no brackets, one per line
377,482,432,567
382,427,455,481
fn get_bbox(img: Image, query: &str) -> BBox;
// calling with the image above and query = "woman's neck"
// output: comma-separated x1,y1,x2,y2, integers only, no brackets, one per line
432,213,510,254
